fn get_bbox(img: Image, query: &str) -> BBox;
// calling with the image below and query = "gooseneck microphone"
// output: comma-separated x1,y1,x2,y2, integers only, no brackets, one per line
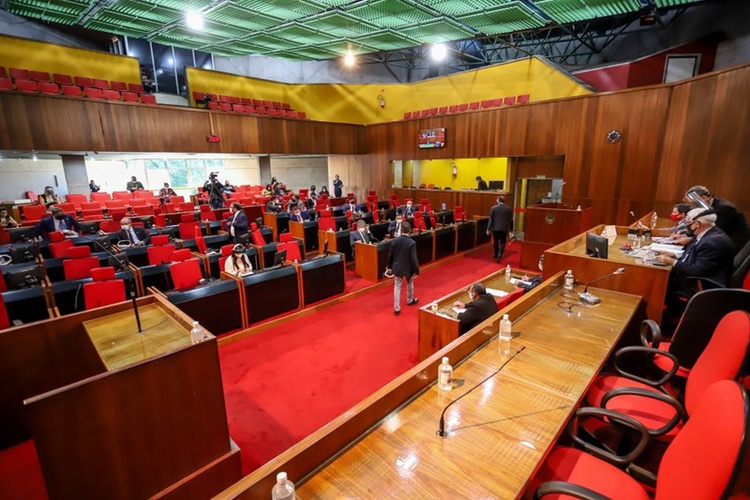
437,346,525,438
579,267,625,305
83,234,143,333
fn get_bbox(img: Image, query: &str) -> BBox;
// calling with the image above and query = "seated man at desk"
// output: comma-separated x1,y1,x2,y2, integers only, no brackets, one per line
344,198,361,216
684,185,750,253
388,214,405,238
453,283,499,335
350,220,377,255
266,195,284,214
0,207,18,228
116,217,151,246
224,244,253,276
33,207,80,239
290,206,310,222
398,200,416,218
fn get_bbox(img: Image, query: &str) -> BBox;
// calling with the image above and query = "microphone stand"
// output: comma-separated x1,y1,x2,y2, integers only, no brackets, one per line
84,233,143,333
579,267,625,305
437,346,525,437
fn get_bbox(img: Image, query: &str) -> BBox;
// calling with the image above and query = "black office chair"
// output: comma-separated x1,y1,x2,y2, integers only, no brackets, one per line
688,239,750,291
642,288,750,378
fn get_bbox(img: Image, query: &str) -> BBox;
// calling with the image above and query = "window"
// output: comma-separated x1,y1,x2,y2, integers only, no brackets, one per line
145,158,223,188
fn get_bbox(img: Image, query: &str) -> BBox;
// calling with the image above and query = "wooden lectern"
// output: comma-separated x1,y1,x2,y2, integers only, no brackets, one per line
520,203,592,270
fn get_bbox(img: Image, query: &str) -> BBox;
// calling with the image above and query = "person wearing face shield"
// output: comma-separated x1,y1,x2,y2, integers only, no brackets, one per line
33,207,80,239
116,217,151,246
684,185,749,254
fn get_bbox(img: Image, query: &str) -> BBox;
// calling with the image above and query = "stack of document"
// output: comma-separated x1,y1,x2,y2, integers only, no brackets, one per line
649,243,685,258
486,288,509,298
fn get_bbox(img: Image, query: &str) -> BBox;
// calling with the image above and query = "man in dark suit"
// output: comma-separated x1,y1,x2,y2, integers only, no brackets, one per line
266,195,283,214
398,200,416,218
476,176,488,191
115,217,151,246
388,214,405,238
387,222,419,315
226,202,249,244
350,220,377,257
453,283,499,335
487,195,514,262
33,207,80,239
684,185,750,254
290,206,310,222
656,208,735,326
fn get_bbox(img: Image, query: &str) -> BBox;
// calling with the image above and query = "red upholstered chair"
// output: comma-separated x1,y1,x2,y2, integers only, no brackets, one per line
61,84,82,97
98,219,120,233
147,236,176,265
279,233,294,243
585,311,750,440
128,83,144,93
516,94,530,104
91,192,111,204
110,81,127,91
122,91,139,103
0,77,12,91
103,89,121,101
530,379,749,500
491,98,503,107
199,204,216,221
469,101,480,111
39,82,59,95
63,246,99,280
84,267,126,309
53,203,76,216
403,111,412,120
170,258,203,291
66,193,87,210
503,96,516,106
297,111,307,119
179,220,201,240
140,94,156,105
131,205,152,216
170,249,192,262
251,229,266,246
318,217,337,232
92,78,109,90
412,211,426,231
49,231,74,258
0,293,10,330
453,206,466,222
21,204,47,223
276,241,302,263
53,73,72,85
84,87,104,99
15,79,39,93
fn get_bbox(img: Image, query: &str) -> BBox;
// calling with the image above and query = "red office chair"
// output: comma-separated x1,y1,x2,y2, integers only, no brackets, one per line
530,379,749,500
454,206,466,222
178,202,195,213
131,205,152,216
169,258,203,291
251,229,266,247
21,204,47,223
179,220,201,240
585,310,750,439
505,288,524,306
277,241,302,263
99,219,121,233
48,231,74,258
412,211,426,231
199,204,216,221
63,246,99,280
66,193,87,210
318,217,337,232
194,228,208,255
84,267,126,309
170,249,192,262
279,233,294,243
217,244,235,271
147,235,176,265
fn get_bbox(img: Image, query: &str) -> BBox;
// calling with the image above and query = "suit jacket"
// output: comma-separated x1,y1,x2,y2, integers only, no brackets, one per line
350,229,376,247
33,215,81,238
671,226,734,286
115,226,151,246
388,220,404,237
387,234,419,278
290,211,311,222
477,180,488,191
398,205,416,217
488,202,513,232
457,293,499,335
227,210,249,240
712,197,750,253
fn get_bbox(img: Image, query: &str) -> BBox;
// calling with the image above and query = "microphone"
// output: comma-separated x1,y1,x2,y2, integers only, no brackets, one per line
80,234,143,333
437,346,526,438
579,267,625,305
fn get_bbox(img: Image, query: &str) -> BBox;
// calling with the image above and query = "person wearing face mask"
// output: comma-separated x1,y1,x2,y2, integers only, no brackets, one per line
350,220,377,257
116,217,151,246
226,202,249,244
683,185,750,254
398,200,415,218
39,186,62,208
33,207,80,239
668,203,691,237
388,214,405,238
224,244,253,276
453,283,499,335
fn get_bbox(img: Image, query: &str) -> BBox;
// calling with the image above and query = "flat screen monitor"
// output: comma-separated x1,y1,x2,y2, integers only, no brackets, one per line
418,128,446,149
7,226,36,243
586,232,609,259
5,264,44,290
108,253,130,272
79,221,100,235
273,249,287,267
9,243,38,264
488,180,504,190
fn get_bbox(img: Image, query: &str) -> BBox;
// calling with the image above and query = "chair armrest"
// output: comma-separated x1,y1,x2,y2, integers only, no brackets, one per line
567,408,650,466
534,481,611,500
639,319,662,349
613,346,680,386
685,275,724,291
625,464,657,487
601,386,687,436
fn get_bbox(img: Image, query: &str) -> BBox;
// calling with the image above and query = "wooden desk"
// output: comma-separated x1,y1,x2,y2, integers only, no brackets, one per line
417,267,533,360
289,220,319,252
521,204,593,270
318,229,353,261
543,224,671,322
395,188,508,219
263,212,290,241
354,240,391,282
216,276,643,499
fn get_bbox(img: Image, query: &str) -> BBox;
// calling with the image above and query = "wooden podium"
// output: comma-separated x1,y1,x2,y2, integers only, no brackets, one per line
1,295,241,499
520,203,592,270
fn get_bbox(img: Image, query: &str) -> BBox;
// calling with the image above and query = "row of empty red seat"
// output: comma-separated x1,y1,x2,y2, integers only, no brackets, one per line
207,101,307,119
0,66,142,92
403,94,530,120
193,92,292,110
0,78,156,104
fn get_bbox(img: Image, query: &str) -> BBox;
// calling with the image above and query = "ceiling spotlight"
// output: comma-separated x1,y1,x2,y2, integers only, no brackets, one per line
186,11,204,30
344,50,356,67
430,43,448,62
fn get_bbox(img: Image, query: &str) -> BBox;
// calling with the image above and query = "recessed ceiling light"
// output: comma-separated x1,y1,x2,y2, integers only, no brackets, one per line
186,11,204,30
430,43,447,62
344,50,356,66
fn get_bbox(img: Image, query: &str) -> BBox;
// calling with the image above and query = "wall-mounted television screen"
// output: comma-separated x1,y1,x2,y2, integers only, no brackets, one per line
418,128,446,149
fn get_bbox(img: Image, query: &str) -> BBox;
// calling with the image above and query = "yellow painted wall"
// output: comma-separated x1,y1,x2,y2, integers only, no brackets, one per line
415,157,508,190
402,160,414,187
0,34,140,83
186,57,590,124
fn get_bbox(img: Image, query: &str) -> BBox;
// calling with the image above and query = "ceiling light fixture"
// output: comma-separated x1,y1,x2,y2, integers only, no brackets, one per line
344,50,356,67
430,43,448,62
185,11,204,31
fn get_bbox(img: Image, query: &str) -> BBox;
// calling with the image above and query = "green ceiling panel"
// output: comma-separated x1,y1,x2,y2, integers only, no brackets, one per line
456,3,545,35
4,0,88,24
346,0,435,28
283,44,339,60
303,12,380,38
353,29,420,51
239,32,298,50
234,0,328,21
421,0,514,17
534,0,643,24
267,23,338,44
206,5,281,30
399,18,476,43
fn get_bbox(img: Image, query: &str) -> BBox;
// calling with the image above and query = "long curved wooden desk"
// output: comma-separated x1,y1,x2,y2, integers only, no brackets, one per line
217,273,643,499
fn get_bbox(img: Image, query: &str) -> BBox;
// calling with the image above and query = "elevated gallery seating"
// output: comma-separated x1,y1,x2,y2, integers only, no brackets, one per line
402,94,531,119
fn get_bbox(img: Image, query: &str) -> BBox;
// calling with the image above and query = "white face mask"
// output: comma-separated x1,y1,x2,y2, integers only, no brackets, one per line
121,224,131,231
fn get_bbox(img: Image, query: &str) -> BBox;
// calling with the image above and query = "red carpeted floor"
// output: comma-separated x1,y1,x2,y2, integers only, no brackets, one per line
220,241,524,474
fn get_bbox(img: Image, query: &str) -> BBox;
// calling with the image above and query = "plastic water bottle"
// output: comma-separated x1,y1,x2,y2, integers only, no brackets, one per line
431,302,439,314
190,321,205,344
651,211,658,229
564,270,574,290
271,472,295,500
505,264,512,282
499,314,512,356
438,357,453,391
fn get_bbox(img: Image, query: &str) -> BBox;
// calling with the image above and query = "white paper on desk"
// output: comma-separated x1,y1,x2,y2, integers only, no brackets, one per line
602,225,617,245
452,307,466,315
649,243,684,258
486,288,508,298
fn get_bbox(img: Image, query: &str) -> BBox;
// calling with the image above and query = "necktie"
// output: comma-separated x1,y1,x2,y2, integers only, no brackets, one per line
129,228,139,244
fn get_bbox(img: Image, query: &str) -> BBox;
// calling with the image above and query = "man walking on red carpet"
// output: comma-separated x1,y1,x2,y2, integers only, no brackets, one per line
387,221,419,316
487,195,514,262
